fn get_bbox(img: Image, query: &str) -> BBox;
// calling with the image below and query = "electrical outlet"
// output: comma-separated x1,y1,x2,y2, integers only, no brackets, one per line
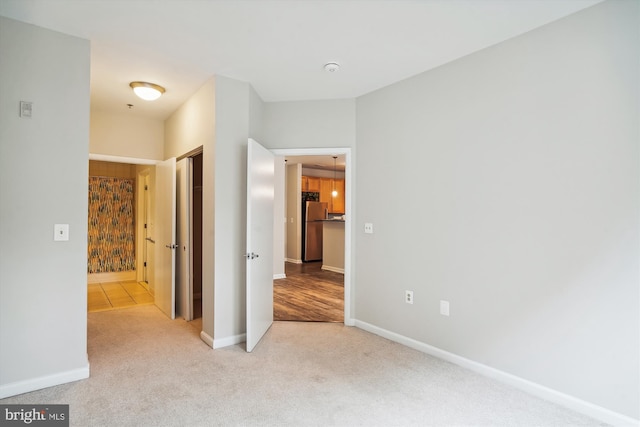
364,223,373,234
405,290,414,304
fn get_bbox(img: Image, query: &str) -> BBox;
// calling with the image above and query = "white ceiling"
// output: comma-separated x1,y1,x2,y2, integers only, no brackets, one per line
0,0,602,121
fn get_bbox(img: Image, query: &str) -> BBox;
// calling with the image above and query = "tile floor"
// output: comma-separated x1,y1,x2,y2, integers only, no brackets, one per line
88,281,154,312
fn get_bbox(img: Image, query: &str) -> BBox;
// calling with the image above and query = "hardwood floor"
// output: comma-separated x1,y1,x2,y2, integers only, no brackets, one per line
274,262,344,322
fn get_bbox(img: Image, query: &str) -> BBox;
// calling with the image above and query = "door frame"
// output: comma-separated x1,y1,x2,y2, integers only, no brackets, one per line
89,153,159,287
271,147,353,326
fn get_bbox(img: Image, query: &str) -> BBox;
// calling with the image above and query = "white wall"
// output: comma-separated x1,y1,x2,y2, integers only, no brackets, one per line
249,85,264,143
211,76,252,344
263,100,356,149
164,78,216,344
0,17,90,397
355,0,638,420
90,110,164,160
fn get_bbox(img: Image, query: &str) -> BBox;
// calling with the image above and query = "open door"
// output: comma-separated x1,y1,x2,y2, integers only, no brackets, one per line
246,139,275,352
176,157,192,320
155,157,177,319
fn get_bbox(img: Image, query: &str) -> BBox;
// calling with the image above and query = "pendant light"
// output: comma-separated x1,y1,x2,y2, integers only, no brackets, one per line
331,156,338,197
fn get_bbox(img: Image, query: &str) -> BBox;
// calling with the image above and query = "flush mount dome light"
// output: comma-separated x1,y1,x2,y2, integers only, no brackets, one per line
129,81,165,101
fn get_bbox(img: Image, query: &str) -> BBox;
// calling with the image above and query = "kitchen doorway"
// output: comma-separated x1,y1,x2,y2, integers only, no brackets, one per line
271,148,352,325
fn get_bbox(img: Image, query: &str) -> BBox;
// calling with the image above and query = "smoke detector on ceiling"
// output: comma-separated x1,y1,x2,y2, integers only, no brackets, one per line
324,62,340,72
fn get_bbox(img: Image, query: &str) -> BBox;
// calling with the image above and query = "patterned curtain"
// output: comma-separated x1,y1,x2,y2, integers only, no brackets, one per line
88,177,135,273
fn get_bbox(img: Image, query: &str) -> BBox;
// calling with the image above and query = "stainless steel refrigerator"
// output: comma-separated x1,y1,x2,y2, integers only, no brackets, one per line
302,201,328,261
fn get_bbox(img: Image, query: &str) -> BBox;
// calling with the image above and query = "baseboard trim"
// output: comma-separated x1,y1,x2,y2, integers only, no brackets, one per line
0,364,90,399
213,333,246,349
200,331,214,348
353,320,638,427
87,271,136,284
321,265,344,274
273,273,286,280
285,258,302,264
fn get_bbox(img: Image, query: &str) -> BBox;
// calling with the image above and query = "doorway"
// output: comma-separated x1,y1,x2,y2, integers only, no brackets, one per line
175,150,204,330
271,148,352,325
87,159,155,312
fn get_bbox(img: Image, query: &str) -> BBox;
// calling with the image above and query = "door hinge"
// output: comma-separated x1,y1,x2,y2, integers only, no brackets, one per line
244,252,259,260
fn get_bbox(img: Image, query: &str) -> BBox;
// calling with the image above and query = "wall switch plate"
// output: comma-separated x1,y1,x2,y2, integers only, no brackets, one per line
20,101,33,118
440,300,450,316
364,223,373,234
54,224,69,241
405,290,414,304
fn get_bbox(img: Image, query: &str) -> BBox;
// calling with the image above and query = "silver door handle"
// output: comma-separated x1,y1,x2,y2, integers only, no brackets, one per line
244,252,259,259
166,244,178,249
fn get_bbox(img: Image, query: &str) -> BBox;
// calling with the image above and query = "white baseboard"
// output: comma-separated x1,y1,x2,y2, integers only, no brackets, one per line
87,271,136,284
285,258,302,264
0,364,90,399
213,333,246,349
321,265,344,274
354,320,639,427
199,331,214,348
273,273,286,280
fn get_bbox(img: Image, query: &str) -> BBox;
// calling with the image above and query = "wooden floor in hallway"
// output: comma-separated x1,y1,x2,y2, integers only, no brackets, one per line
274,261,344,322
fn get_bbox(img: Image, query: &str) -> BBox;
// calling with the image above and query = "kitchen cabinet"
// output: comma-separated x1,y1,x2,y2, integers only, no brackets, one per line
331,179,345,213
319,178,333,206
302,176,321,192
308,177,321,192
302,176,345,213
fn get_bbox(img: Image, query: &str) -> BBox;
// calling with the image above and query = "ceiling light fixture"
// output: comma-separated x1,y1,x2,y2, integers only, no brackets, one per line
129,81,165,101
324,62,340,73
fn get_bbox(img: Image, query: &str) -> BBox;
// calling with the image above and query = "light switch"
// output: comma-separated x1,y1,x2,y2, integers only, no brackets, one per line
20,101,33,118
54,224,69,241
364,223,373,234
440,300,450,316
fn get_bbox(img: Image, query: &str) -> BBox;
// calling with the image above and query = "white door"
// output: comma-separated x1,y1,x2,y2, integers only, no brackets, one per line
155,157,177,319
176,158,192,320
246,139,275,352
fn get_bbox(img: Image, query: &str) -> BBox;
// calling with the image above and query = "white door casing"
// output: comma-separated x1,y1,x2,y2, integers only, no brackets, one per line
155,157,177,319
176,158,192,320
246,139,275,352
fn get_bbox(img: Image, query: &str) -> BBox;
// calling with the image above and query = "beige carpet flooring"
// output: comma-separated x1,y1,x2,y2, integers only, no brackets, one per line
1,305,606,426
